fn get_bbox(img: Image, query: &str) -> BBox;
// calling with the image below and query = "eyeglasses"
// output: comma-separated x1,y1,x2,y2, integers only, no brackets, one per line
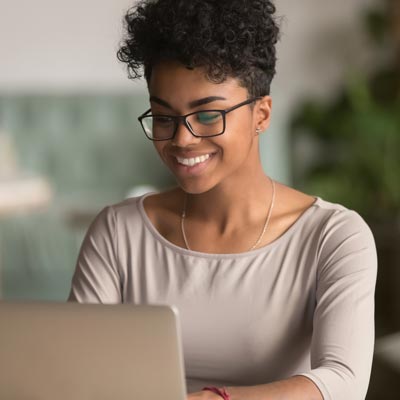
138,97,262,141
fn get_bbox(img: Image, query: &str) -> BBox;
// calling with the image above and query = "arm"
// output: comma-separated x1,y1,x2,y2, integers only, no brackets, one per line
188,376,322,399
299,209,377,399
68,206,122,303
190,209,377,400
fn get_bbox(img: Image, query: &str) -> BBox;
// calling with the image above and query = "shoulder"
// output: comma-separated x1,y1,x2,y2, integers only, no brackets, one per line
315,197,375,247
271,183,347,242
276,183,377,278
110,195,144,215
281,183,375,246
86,195,148,237
312,197,377,281
82,188,182,247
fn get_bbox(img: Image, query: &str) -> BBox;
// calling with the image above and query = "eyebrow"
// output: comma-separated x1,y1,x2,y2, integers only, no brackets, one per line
149,95,227,110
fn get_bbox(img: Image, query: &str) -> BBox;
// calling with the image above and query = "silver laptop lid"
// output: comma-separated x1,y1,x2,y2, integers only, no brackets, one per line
0,302,187,400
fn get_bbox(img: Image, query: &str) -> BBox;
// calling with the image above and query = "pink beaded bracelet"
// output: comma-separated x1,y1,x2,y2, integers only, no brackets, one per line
202,386,231,400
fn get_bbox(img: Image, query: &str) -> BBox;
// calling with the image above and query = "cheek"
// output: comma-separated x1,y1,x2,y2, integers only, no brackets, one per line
220,127,254,157
225,114,255,142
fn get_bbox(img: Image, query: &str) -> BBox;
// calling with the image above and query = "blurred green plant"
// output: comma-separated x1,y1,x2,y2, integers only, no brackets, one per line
290,4,400,222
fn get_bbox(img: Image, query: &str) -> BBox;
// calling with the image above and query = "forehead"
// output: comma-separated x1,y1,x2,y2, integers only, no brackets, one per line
148,61,247,99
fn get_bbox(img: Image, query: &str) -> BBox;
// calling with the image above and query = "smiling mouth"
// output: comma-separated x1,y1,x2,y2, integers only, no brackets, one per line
175,153,212,167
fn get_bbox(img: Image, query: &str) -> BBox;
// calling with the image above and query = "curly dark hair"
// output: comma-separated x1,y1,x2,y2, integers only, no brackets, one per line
117,0,280,97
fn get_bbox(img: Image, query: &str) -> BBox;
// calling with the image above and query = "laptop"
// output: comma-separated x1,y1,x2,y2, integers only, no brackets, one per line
0,302,187,400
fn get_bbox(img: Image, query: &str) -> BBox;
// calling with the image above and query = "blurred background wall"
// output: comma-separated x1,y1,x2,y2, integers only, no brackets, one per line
0,0,398,397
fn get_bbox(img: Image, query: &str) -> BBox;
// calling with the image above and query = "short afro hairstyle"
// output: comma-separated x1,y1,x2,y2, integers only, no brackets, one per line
117,0,280,97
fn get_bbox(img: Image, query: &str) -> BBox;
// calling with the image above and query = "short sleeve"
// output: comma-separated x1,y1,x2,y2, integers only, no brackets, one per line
298,209,377,400
68,206,122,303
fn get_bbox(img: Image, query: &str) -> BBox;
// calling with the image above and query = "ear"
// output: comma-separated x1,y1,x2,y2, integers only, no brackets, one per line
254,96,272,134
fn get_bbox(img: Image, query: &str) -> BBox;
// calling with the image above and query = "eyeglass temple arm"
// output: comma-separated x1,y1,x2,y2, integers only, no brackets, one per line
138,108,152,120
224,96,263,114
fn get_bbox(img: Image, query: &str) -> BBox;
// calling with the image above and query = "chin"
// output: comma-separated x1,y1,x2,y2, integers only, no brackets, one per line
176,178,217,195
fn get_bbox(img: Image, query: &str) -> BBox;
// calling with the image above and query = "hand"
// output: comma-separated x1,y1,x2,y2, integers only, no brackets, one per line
187,391,222,399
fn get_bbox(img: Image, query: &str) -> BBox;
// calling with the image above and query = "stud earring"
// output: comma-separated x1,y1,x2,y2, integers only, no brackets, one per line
256,128,262,135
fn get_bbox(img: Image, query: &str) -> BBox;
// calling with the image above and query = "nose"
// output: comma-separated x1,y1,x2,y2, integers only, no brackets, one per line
171,118,201,147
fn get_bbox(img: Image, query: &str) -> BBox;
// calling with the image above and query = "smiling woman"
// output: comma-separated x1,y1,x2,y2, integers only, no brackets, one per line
143,62,272,196
68,1,377,400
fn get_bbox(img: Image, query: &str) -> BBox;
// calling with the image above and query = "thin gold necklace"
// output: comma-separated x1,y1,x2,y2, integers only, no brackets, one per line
181,177,276,252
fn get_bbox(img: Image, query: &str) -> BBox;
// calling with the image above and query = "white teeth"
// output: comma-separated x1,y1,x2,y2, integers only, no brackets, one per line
176,154,211,167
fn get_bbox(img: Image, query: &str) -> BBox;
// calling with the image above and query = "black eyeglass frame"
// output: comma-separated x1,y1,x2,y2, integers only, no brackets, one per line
137,96,262,141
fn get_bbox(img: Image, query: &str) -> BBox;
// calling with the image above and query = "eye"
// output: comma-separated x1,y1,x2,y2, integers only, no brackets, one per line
196,111,222,125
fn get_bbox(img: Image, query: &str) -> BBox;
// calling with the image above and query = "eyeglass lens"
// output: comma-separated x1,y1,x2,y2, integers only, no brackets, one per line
141,110,224,140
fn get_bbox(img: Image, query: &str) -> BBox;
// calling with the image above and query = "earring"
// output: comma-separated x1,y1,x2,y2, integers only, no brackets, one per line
256,128,262,135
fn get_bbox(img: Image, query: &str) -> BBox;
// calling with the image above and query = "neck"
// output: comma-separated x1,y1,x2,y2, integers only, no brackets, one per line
181,169,274,236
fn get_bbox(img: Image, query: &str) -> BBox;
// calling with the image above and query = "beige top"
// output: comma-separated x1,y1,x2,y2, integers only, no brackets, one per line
69,194,377,400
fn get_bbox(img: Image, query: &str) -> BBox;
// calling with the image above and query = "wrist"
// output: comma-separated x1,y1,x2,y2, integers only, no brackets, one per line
202,386,231,400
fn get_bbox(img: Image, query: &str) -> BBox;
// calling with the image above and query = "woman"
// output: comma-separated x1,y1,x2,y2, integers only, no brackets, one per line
69,1,377,399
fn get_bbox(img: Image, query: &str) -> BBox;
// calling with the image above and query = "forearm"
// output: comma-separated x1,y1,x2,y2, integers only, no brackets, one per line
225,376,323,400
